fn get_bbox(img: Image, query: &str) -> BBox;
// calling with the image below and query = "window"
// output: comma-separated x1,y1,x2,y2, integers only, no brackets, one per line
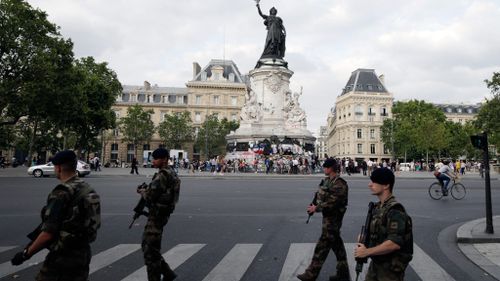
113,128,120,137
370,129,375,139
370,144,376,154
143,144,150,151
130,95,137,102
358,144,363,154
368,107,375,116
231,113,237,121
367,84,373,91
354,105,363,116
122,94,130,102
153,94,161,103
110,143,118,161
196,95,202,105
384,144,389,154
457,108,462,113
195,112,201,122
127,144,135,162
231,96,237,106
177,96,185,104
137,94,146,102
357,129,362,139
213,95,220,105
446,107,452,113
381,107,388,116
168,95,176,103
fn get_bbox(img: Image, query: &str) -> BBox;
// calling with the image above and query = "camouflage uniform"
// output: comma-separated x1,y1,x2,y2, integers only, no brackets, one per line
142,167,179,281
304,176,349,280
365,195,413,281
36,176,97,281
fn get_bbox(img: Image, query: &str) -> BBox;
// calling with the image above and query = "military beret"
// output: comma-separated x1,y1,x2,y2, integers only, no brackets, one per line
52,150,77,165
370,167,395,186
323,158,337,168
152,148,169,159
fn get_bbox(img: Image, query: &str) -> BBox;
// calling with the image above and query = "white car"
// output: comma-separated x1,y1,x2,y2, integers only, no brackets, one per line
27,160,91,178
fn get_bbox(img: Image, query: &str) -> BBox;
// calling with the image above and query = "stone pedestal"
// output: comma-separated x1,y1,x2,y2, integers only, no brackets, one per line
226,59,315,155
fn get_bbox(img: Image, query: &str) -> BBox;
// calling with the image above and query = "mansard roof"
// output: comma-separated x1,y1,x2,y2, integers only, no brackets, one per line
191,59,246,83
122,84,187,94
341,68,387,95
434,103,481,114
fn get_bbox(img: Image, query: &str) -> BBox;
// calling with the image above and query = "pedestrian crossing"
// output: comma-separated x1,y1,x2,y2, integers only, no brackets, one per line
0,242,456,280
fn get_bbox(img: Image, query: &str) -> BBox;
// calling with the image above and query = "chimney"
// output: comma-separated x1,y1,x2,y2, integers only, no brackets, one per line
379,74,385,86
193,62,201,80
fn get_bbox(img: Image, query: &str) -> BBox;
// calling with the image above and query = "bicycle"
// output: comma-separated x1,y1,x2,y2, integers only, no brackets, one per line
428,177,466,200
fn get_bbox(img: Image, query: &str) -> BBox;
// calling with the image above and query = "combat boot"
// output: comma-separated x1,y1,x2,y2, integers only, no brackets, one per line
162,270,177,281
297,270,316,281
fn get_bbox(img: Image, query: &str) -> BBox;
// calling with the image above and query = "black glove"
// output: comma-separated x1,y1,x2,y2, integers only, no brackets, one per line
11,250,30,266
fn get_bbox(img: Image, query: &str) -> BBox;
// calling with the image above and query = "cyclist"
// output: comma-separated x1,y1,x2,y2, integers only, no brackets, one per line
434,160,456,196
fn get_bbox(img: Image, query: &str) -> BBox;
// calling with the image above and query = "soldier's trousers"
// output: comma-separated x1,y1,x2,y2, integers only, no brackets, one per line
36,245,91,281
306,215,349,277
142,216,173,281
365,261,405,281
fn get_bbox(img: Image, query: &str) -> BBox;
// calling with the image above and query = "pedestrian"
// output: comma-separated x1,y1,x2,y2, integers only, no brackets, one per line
297,158,350,281
136,148,180,281
354,168,413,281
11,150,101,281
131,157,139,175
94,155,101,171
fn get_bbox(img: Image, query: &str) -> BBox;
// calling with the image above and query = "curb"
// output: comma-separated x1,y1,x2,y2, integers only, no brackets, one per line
457,216,500,243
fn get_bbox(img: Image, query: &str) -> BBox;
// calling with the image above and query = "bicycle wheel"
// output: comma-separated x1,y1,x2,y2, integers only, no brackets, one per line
451,183,466,200
428,182,443,200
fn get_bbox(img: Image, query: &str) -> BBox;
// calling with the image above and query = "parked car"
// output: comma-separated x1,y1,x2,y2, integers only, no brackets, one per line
399,163,411,171
27,160,91,178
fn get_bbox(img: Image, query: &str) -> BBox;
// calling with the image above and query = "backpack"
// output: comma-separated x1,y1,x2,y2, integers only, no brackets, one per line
159,168,181,212
382,201,413,256
74,183,101,243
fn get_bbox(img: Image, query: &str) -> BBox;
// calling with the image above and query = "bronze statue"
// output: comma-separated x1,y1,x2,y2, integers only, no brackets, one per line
256,2,286,60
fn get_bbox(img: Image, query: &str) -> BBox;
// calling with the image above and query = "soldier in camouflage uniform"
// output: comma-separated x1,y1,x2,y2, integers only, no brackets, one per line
137,148,180,281
11,150,101,281
298,158,350,281
354,168,413,281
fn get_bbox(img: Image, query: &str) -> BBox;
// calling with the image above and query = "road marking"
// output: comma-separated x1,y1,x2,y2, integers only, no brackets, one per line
89,244,141,274
0,246,16,253
278,243,315,281
121,244,205,281
0,249,48,278
410,243,456,281
345,243,358,281
201,244,262,281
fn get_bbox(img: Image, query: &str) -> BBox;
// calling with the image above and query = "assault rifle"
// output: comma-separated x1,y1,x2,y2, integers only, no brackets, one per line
128,183,149,229
355,202,375,281
306,192,318,224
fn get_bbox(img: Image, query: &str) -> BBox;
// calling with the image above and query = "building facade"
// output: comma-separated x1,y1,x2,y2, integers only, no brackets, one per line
315,126,329,160
102,59,247,164
326,69,394,163
434,103,481,124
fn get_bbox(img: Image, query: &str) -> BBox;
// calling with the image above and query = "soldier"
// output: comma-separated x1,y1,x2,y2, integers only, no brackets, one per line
11,150,101,281
137,148,180,281
354,168,413,281
297,158,350,281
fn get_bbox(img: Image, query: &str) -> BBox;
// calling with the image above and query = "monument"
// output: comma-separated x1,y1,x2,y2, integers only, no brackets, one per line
226,0,315,158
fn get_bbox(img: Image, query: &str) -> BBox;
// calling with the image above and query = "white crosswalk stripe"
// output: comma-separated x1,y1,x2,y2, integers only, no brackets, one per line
201,243,262,281
278,243,315,281
411,243,456,281
0,249,48,279
121,243,205,281
0,242,458,280
0,246,16,253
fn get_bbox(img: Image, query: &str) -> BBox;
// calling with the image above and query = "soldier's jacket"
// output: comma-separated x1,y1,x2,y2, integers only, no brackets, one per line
41,175,99,251
369,195,413,269
315,176,348,216
143,167,180,219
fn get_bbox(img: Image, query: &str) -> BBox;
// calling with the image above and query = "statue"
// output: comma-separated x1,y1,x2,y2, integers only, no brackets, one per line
255,1,286,60
240,88,262,122
284,87,307,129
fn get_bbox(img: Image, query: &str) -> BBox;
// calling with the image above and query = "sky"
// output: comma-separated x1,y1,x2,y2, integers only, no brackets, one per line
27,0,500,134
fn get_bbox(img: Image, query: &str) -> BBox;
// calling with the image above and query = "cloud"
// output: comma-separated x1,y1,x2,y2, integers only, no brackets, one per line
27,0,500,132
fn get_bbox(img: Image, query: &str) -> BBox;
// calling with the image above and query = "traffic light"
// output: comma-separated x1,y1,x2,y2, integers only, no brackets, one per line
470,134,487,150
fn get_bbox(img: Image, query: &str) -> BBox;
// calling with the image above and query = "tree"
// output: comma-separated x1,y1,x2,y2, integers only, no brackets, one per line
475,72,500,148
119,105,155,160
381,100,448,163
195,115,239,159
0,0,75,126
157,111,194,149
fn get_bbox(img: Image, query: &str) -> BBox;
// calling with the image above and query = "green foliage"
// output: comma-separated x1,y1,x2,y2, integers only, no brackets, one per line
157,111,194,149
195,115,239,158
119,105,155,157
475,72,500,148
0,0,75,126
381,100,448,161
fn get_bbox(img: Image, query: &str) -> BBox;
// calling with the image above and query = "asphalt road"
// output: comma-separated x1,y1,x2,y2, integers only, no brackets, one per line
0,175,499,281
